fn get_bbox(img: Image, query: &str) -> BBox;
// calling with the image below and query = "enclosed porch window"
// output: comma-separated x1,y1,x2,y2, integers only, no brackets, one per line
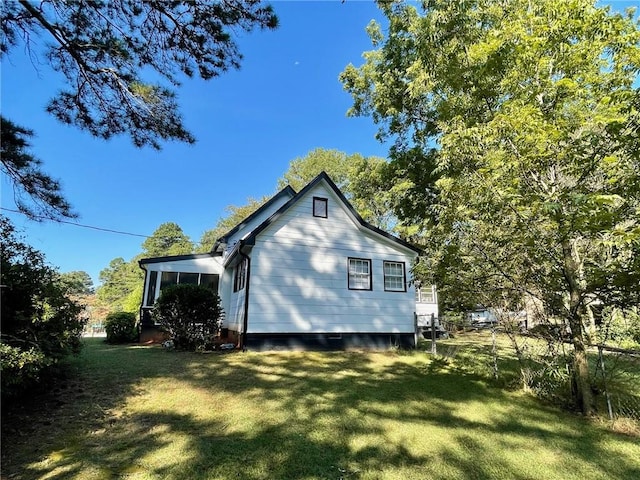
145,272,219,306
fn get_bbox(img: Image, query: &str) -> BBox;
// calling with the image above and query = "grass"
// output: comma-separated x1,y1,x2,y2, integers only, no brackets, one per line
1,335,639,480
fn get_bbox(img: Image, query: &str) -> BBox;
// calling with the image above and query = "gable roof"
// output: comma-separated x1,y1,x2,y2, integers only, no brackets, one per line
213,185,296,251
243,171,421,254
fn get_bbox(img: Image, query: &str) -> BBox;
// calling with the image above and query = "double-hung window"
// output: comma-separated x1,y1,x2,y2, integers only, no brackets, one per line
233,258,247,292
348,257,371,290
416,285,436,303
383,261,406,292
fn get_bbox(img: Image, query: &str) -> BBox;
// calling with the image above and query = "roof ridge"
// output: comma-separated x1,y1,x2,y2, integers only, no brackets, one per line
241,171,421,254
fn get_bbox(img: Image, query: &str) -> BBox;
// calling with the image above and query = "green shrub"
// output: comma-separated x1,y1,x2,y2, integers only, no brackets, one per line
0,343,52,397
1,217,87,398
152,284,224,351
105,311,138,343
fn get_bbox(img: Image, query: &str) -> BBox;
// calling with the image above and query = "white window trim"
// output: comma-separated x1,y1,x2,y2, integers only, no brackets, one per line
383,260,406,292
348,257,372,291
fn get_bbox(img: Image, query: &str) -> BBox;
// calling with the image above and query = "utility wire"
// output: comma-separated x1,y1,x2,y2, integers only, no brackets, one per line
1,207,152,238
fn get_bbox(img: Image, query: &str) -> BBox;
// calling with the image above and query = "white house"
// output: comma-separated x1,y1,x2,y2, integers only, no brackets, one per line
415,285,439,321
139,172,422,350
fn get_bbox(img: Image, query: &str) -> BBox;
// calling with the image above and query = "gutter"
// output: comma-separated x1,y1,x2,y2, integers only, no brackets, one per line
238,240,251,352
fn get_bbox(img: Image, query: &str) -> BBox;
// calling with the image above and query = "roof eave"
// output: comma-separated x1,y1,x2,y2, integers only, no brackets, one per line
215,185,296,245
138,251,220,267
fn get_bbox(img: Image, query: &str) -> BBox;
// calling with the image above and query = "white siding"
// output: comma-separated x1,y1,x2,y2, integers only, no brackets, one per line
227,288,247,333
224,193,293,253
219,268,237,330
224,267,247,332
247,182,417,334
416,302,439,320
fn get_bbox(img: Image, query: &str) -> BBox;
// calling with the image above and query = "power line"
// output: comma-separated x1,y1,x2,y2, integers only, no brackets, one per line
1,207,152,238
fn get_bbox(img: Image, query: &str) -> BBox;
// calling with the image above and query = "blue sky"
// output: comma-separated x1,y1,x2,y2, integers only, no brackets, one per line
1,1,637,287
1,1,390,286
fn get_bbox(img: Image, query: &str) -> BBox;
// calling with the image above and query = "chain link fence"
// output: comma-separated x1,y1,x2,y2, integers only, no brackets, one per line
594,345,640,421
429,320,640,422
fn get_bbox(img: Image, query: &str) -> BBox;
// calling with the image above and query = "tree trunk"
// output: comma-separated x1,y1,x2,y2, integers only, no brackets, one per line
562,239,594,415
569,319,594,415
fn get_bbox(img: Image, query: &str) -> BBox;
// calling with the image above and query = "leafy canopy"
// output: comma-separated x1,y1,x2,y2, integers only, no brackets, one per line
57,270,94,296
1,116,76,220
97,257,142,312
341,0,640,414
97,222,195,313
1,0,278,149
141,222,194,258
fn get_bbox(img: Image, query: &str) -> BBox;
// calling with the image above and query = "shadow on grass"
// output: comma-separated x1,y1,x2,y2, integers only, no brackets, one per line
2,338,639,479
29,411,433,479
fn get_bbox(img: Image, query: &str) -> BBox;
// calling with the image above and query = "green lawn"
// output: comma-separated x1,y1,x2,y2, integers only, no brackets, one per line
2,336,639,480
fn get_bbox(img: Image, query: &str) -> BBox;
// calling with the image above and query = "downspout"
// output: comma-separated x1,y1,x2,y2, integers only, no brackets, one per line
239,241,251,351
138,263,148,343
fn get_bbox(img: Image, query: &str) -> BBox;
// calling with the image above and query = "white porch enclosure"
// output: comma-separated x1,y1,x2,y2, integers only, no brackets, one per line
138,253,223,329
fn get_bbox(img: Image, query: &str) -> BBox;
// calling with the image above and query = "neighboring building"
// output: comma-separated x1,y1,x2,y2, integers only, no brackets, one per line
467,305,528,329
415,285,444,337
139,172,422,350
415,285,439,321
468,306,498,328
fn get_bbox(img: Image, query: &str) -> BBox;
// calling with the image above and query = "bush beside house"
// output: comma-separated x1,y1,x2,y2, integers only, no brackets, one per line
152,284,224,351
104,312,138,344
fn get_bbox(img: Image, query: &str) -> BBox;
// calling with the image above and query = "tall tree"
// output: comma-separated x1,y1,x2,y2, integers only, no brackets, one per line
341,0,640,414
97,222,195,311
57,270,94,296
277,148,354,192
1,116,75,220
277,148,398,231
346,153,398,233
197,197,271,252
141,222,194,258
1,0,278,149
96,257,141,312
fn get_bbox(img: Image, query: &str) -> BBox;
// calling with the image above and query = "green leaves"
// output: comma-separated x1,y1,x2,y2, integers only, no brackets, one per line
1,216,86,397
2,1,278,149
342,0,640,322
0,116,76,220
97,222,195,311
153,284,224,351
141,222,194,258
